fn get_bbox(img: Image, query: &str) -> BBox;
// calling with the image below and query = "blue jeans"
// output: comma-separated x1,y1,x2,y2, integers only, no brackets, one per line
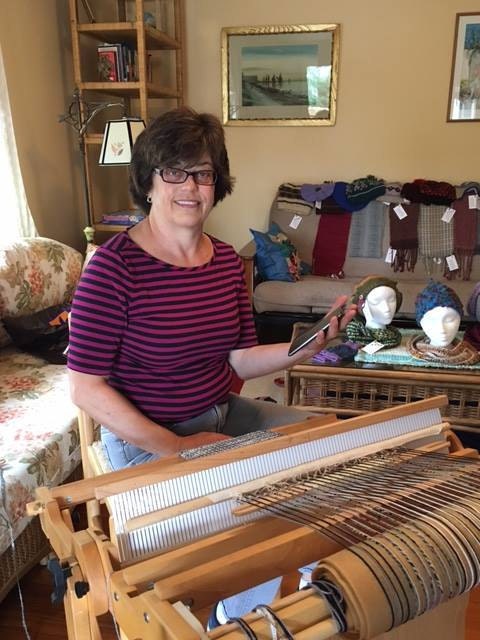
101,392,308,469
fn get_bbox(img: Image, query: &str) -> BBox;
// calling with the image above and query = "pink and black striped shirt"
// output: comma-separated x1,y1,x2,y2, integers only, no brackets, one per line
67,232,257,423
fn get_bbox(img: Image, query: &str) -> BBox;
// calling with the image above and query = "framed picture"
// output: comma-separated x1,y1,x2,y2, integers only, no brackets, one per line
221,24,340,126
447,13,480,121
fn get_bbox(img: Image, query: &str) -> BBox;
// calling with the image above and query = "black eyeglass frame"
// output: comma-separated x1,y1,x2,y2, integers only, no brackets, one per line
153,167,218,186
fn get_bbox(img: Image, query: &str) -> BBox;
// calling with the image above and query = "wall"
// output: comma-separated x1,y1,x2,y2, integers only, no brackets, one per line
185,0,480,250
0,1,84,250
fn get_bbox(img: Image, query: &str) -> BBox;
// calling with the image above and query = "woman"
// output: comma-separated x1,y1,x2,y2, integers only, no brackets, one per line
67,106,355,624
68,106,355,465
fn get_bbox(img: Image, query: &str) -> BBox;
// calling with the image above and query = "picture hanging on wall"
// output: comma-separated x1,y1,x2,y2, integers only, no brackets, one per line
221,24,340,126
447,12,480,121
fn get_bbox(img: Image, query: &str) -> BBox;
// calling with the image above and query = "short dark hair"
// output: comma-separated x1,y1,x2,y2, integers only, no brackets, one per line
129,107,234,213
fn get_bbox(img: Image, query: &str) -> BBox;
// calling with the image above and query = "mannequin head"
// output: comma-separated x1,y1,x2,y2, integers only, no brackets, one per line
352,276,402,329
362,286,398,329
415,281,463,347
420,306,461,347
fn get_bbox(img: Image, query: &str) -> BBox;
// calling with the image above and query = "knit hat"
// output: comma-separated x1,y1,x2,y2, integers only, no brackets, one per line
300,182,335,203
345,175,386,208
414,280,463,325
352,275,403,313
466,282,480,321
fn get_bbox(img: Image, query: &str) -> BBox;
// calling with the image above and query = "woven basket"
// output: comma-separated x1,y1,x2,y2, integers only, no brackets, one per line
0,517,50,602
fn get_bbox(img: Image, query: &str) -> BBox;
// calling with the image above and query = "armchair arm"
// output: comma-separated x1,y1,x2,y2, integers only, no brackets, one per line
238,240,256,304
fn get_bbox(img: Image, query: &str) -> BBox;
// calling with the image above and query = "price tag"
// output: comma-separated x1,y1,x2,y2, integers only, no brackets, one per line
385,247,397,264
446,254,459,271
468,194,478,209
362,340,384,354
289,215,302,229
393,204,408,219
441,207,455,223
315,200,322,210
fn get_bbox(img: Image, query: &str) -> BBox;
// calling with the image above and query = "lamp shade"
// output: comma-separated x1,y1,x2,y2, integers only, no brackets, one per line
98,118,145,165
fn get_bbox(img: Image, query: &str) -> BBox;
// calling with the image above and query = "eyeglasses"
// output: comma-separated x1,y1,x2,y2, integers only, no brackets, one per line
154,167,217,186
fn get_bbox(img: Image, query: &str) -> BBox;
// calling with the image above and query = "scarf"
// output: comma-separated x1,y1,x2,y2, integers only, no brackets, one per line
345,317,402,348
388,203,420,272
311,211,352,278
418,205,453,275
347,201,386,259
464,324,480,351
274,183,313,216
445,196,478,280
407,334,480,365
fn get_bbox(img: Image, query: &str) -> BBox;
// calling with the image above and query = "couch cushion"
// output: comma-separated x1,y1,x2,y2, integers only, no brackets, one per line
254,275,479,318
0,237,82,319
250,223,301,282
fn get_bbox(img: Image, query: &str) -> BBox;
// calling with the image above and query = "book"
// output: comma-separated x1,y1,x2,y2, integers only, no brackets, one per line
97,44,119,81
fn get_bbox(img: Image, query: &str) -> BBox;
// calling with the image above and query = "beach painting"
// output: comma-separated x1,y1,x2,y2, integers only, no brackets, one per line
448,13,480,121
222,25,340,126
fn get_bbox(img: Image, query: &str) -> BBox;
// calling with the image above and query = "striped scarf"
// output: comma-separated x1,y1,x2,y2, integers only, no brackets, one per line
418,205,453,275
274,183,313,216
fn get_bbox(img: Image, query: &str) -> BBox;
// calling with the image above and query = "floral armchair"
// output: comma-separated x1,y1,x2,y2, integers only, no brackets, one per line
0,237,83,600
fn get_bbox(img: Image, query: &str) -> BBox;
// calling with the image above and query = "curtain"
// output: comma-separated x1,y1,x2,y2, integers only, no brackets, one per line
0,42,37,242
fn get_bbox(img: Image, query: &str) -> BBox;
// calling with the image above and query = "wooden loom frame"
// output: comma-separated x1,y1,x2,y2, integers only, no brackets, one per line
27,396,478,639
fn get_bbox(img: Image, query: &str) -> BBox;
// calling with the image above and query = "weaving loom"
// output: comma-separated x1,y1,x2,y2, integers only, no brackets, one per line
27,396,479,639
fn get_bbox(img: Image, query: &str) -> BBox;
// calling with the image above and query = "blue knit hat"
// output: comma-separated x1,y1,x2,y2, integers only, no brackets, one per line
415,280,463,325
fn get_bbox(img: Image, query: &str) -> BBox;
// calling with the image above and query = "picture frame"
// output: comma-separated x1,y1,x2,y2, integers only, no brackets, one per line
447,12,480,122
221,24,340,126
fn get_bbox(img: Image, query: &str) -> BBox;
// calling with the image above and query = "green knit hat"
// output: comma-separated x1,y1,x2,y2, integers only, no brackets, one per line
352,275,403,314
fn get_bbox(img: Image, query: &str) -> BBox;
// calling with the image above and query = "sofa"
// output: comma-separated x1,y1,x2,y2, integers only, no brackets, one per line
0,237,83,601
240,185,480,342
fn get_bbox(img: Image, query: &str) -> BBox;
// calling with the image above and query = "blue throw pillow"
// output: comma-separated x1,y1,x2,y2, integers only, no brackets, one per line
250,222,301,282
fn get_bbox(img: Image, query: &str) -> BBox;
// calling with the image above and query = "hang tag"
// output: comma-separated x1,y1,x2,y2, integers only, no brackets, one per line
446,254,459,271
289,214,302,229
441,207,455,223
362,340,384,354
385,247,397,264
468,194,478,209
315,200,322,210
393,204,408,219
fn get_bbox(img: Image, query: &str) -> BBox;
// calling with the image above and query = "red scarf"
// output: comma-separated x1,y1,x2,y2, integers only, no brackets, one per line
312,211,352,278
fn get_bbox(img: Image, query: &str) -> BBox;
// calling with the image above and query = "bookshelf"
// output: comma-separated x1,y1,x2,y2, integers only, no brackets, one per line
68,0,185,238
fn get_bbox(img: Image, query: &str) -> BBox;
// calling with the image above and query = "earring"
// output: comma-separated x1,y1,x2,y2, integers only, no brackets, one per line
146,195,152,203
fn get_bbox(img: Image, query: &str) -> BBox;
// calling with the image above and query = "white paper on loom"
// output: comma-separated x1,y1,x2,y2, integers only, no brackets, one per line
109,408,444,563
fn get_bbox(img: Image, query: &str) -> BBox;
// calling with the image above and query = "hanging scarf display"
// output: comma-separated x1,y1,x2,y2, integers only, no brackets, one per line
311,210,352,278
445,195,478,280
388,203,420,272
417,205,453,275
407,334,480,365
345,317,402,348
347,201,386,259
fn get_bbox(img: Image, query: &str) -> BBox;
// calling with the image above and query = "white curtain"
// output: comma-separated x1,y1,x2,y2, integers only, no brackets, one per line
0,42,37,241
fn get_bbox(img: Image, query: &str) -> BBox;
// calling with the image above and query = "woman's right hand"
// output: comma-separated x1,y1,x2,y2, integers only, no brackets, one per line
178,430,232,453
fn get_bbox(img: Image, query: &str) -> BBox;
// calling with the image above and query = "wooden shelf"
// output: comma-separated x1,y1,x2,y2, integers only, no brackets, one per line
69,0,185,241
76,22,180,50
79,81,179,99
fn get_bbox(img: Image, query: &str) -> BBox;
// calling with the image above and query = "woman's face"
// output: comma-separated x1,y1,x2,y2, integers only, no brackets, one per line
148,154,215,230
420,306,461,347
363,285,397,328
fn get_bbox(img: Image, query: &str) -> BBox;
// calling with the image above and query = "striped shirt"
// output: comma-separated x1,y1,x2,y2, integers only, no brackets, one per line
67,232,257,423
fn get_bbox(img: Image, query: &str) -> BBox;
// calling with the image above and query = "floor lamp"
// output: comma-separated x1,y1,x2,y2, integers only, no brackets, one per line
59,89,126,241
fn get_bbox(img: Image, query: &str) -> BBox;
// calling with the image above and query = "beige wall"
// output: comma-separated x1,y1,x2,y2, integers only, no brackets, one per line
185,0,480,250
0,0,84,250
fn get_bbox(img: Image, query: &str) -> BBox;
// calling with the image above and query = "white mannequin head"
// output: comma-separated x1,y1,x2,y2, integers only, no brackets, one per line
362,286,398,329
420,306,461,347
